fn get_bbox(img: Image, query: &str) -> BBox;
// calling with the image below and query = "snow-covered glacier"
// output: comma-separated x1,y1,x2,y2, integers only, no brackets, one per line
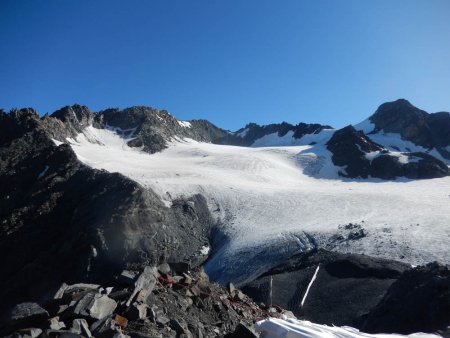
66,125,450,284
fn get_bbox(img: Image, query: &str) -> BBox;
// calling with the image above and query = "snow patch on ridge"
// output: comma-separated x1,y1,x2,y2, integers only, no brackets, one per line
178,120,192,128
251,128,336,148
236,128,249,138
355,119,450,165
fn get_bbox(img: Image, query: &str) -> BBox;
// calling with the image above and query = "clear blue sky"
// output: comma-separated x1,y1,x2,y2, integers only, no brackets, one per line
1,0,449,130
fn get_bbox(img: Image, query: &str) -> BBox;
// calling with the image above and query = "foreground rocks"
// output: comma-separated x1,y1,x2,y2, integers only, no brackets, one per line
0,264,292,338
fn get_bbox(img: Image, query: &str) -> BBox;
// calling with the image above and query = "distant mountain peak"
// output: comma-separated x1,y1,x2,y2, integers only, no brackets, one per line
368,99,450,154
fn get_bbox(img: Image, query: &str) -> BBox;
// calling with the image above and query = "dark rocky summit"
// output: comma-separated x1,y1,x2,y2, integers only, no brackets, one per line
326,125,449,179
367,99,450,159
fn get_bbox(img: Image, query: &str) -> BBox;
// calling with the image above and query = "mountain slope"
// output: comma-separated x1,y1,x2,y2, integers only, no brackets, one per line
0,108,214,314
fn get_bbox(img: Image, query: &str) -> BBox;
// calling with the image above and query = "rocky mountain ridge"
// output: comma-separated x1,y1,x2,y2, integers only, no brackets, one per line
20,98,450,180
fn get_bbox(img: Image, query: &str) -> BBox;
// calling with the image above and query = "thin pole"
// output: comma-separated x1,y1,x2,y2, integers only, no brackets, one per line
270,276,273,308
301,264,320,308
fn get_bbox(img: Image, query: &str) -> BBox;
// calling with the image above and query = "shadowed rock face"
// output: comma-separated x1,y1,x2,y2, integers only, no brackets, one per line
359,262,450,334
369,99,450,158
326,125,449,179
243,250,450,334
242,249,409,328
0,109,214,314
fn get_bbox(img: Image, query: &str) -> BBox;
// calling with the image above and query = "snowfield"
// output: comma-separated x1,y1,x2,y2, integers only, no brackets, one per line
67,126,450,284
255,318,442,338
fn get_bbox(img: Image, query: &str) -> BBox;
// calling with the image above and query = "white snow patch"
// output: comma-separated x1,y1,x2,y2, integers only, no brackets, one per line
37,165,49,179
364,132,449,165
354,118,376,134
256,318,442,338
178,120,192,128
51,138,64,146
236,128,249,138
200,245,210,255
390,152,409,164
252,131,298,147
71,107,80,124
364,151,380,162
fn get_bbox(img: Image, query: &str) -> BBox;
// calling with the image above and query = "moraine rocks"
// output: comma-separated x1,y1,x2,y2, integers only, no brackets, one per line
0,265,282,338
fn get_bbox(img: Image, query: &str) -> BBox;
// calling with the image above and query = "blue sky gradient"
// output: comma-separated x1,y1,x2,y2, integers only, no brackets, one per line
1,0,449,130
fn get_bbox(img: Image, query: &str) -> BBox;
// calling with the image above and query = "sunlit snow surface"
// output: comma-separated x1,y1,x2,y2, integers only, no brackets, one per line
68,126,450,283
255,318,442,338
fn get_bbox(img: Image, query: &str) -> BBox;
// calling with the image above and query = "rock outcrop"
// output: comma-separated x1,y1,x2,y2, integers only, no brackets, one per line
242,249,410,328
359,262,450,334
326,125,449,179
243,249,450,334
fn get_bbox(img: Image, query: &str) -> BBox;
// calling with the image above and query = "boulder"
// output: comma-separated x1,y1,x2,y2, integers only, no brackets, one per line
73,293,117,320
89,315,118,338
157,263,171,275
89,295,117,320
13,328,43,338
71,318,92,337
126,266,158,306
126,302,147,321
48,316,66,330
227,282,236,294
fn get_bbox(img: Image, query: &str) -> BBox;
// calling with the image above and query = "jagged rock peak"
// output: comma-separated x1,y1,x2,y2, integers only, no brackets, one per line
368,99,450,152
51,104,94,125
